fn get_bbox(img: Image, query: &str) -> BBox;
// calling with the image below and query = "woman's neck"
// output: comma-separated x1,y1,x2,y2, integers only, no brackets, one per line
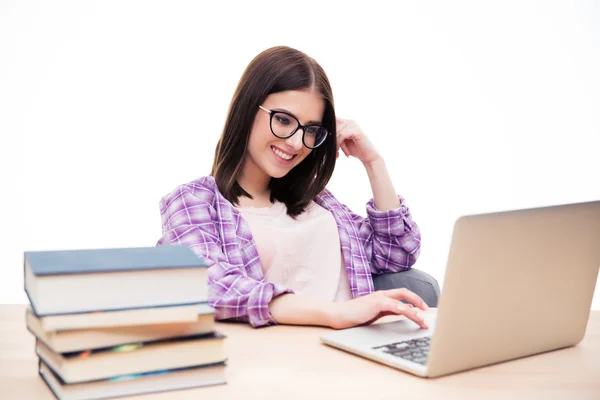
238,156,271,203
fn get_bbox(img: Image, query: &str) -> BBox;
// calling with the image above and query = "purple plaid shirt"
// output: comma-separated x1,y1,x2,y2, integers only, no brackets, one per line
157,176,421,327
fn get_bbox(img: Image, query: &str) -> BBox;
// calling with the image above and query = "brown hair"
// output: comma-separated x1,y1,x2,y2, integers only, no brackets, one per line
210,46,337,217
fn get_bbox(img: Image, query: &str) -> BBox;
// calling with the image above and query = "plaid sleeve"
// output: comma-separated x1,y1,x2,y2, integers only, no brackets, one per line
342,195,421,275
157,186,292,328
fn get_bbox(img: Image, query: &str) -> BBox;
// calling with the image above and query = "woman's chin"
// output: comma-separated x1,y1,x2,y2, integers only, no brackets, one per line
268,169,289,179
262,160,292,177
265,163,294,179
264,154,306,179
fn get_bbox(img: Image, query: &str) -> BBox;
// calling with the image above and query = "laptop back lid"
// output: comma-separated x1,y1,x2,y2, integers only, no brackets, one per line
427,201,600,377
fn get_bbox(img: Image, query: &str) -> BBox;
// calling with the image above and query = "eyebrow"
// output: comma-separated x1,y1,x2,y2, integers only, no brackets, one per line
273,108,322,125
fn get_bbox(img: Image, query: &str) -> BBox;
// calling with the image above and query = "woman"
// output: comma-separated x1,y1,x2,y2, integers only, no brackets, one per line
157,46,428,329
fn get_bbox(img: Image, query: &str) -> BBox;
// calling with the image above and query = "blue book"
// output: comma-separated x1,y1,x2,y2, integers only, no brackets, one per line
24,245,209,316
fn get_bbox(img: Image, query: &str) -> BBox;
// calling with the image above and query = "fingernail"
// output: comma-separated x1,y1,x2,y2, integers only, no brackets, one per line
423,303,429,310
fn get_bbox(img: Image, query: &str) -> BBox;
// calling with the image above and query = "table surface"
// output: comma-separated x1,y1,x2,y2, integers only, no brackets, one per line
1,305,599,400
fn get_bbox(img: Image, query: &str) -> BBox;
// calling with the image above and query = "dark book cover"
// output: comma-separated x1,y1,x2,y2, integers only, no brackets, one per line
38,357,227,400
37,332,226,359
41,357,227,385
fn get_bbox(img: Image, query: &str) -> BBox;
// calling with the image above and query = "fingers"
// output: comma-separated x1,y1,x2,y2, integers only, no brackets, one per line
378,297,405,315
336,117,365,160
335,117,348,132
335,119,351,145
336,129,351,157
336,135,346,157
340,142,350,157
379,297,428,329
381,288,429,311
397,302,429,329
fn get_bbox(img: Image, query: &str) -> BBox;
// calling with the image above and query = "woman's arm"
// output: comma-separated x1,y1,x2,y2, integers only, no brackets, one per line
335,118,422,274
363,156,421,272
269,293,334,327
270,290,429,330
363,156,401,211
157,185,292,328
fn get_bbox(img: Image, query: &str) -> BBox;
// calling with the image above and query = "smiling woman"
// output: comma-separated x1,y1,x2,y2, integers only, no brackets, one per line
157,46,427,330
239,89,329,209
210,48,337,215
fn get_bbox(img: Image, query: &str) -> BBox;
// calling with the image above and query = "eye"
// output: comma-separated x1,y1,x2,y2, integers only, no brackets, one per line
274,114,292,126
305,125,321,136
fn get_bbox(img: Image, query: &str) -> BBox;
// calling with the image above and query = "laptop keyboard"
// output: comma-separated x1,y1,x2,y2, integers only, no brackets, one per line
372,336,432,365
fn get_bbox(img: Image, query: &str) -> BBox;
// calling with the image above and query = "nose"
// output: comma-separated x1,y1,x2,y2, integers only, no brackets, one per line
284,128,304,152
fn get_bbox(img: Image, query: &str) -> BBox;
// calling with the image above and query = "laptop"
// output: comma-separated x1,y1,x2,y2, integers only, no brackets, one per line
320,200,600,378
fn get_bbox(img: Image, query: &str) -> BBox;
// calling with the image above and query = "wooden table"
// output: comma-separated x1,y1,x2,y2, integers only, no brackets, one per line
1,305,599,399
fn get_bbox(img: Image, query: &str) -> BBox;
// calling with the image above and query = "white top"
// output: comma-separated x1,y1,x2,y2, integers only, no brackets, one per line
236,200,352,302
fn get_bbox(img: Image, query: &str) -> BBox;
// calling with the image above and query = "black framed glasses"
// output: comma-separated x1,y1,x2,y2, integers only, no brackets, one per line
259,105,330,149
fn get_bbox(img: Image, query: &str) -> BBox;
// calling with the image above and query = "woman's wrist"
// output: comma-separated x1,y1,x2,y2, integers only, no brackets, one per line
270,293,341,328
362,155,384,170
323,301,343,329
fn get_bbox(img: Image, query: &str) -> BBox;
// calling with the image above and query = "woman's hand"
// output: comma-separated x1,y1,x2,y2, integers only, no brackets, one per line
328,288,429,330
336,117,382,164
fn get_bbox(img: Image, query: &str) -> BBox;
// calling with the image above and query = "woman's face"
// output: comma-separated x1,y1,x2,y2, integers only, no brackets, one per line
245,89,325,180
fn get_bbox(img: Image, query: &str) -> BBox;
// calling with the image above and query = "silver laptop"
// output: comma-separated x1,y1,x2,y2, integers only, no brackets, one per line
320,200,600,378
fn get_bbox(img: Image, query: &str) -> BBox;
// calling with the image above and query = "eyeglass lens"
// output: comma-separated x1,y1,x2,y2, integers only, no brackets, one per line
271,112,328,148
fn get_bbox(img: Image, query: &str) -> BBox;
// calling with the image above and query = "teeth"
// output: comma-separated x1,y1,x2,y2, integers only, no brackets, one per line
272,147,293,160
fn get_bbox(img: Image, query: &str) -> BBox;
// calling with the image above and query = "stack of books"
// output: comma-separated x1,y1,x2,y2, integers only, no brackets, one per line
23,245,226,400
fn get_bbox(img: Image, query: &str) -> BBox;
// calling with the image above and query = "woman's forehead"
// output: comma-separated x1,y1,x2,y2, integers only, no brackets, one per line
264,90,325,122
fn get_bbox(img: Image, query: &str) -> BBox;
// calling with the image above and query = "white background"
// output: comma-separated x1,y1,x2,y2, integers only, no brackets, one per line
2,0,599,309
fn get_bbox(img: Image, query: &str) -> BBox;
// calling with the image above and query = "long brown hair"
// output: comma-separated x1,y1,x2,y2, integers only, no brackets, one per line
211,46,337,217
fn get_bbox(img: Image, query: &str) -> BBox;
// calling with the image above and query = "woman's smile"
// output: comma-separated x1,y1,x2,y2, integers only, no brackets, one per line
270,145,297,164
